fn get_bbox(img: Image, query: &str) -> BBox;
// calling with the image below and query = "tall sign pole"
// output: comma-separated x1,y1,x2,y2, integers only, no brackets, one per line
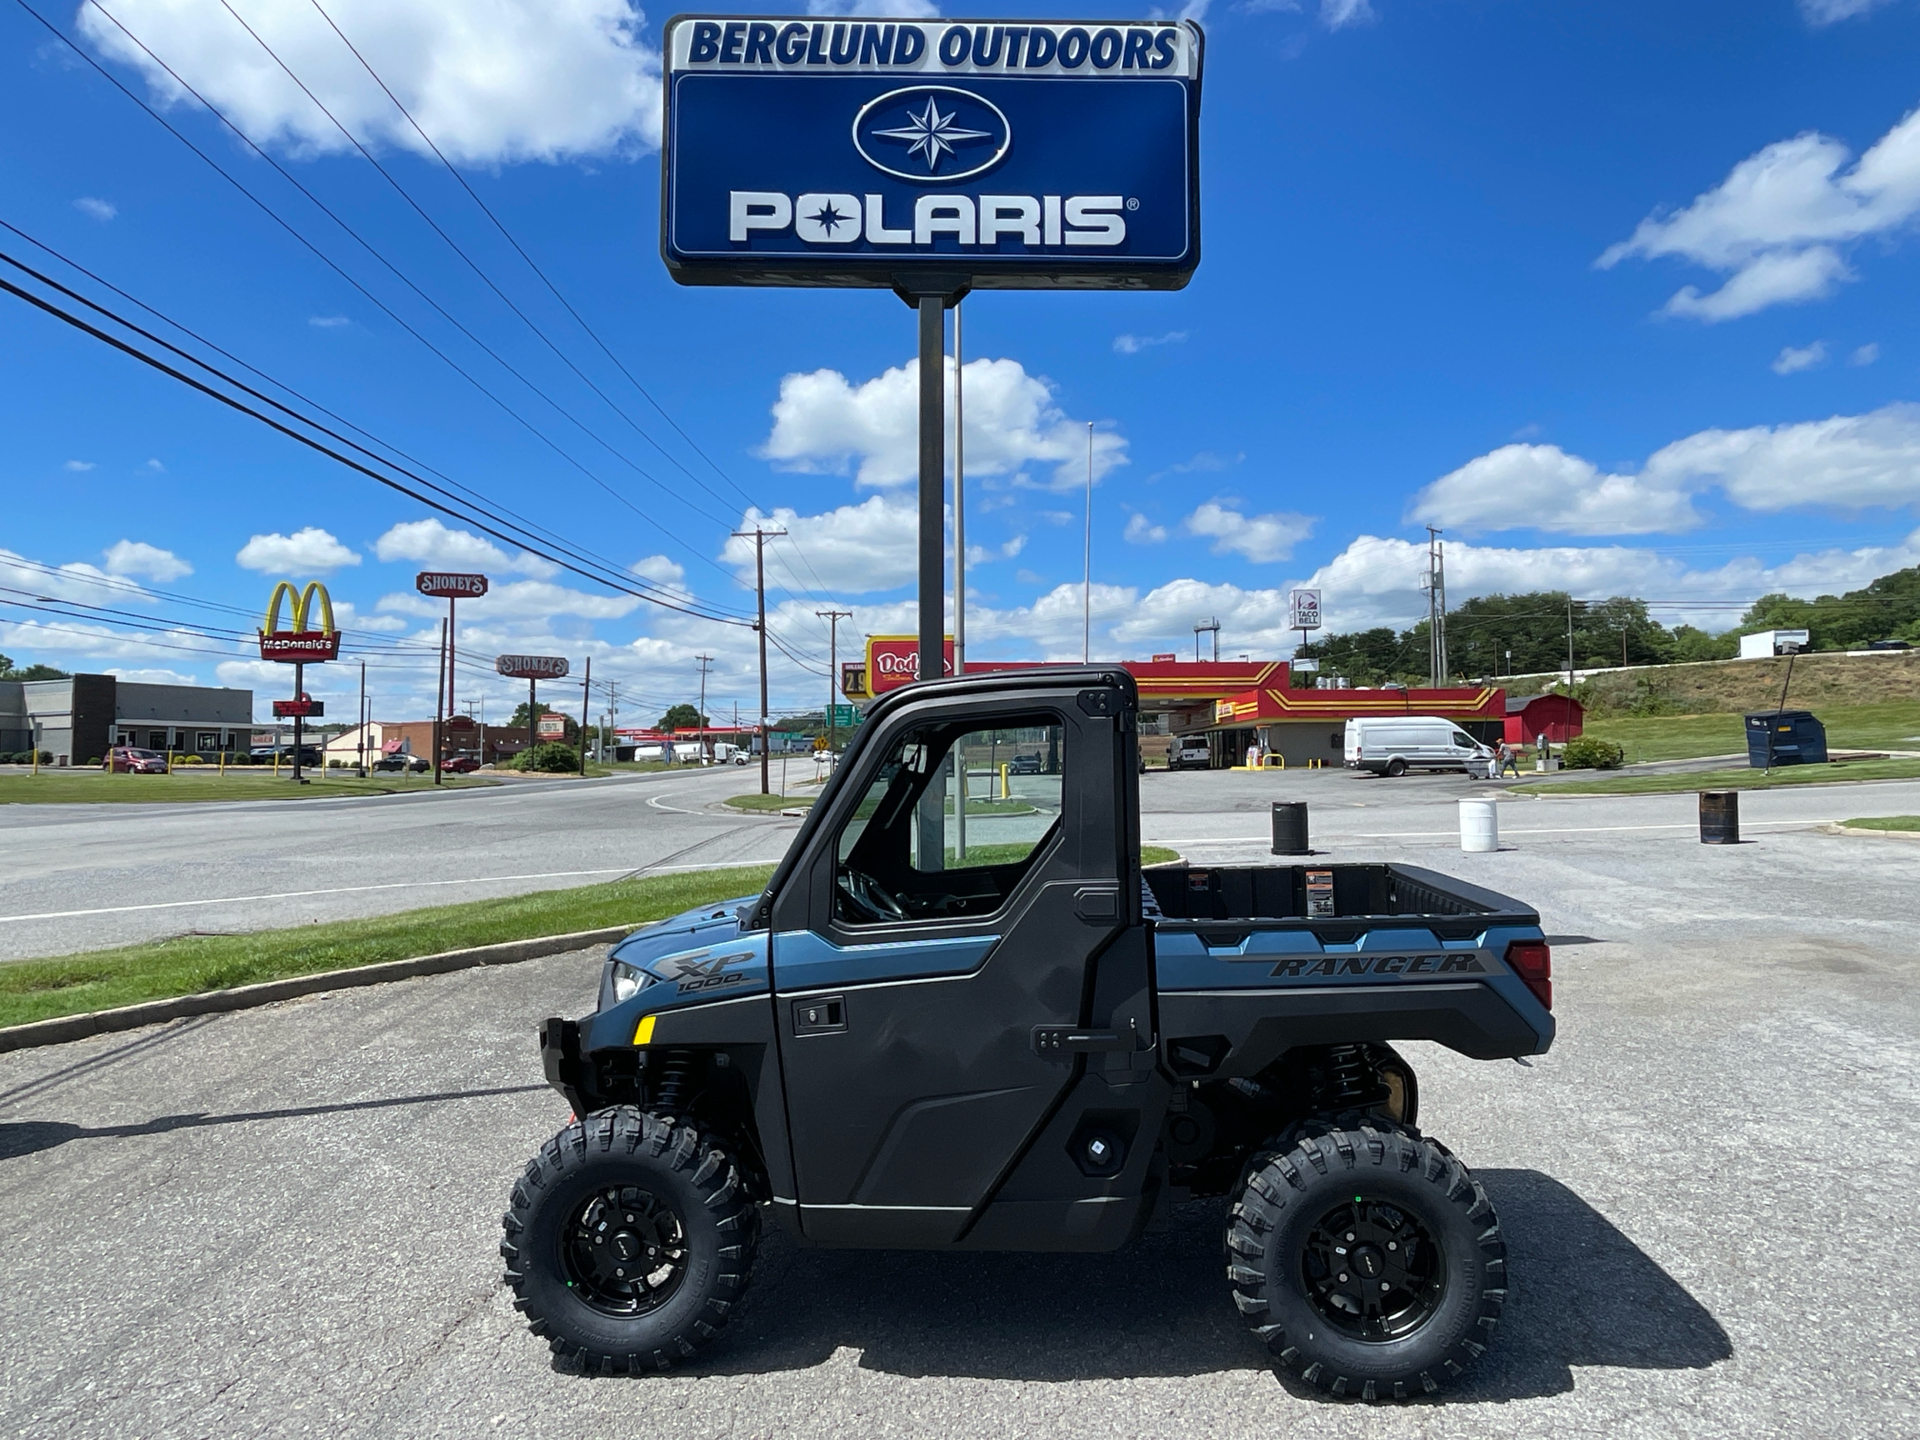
259,580,340,786
953,302,965,678
579,656,592,777
416,574,488,783
695,654,713,766
660,15,1204,720
817,609,852,752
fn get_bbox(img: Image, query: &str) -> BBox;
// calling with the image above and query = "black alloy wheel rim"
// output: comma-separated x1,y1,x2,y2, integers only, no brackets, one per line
1298,1196,1445,1341
562,1184,689,1317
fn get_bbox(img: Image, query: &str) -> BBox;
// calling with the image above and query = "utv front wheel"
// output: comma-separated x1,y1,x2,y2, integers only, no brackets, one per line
1226,1126,1504,1400
501,1107,758,1372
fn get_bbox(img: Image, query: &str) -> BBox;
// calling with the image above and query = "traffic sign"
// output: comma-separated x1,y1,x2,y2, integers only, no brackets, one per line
661,17,1203,290
829,704,861,728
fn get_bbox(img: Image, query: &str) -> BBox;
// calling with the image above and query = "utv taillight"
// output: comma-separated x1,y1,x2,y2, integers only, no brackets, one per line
1506,940,1552,1010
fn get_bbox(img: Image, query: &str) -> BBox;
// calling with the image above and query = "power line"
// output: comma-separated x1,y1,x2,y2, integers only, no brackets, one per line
0,265,755,629
303,0,853,615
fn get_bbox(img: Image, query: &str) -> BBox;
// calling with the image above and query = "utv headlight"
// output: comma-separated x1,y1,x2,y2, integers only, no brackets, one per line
609,960,653,1004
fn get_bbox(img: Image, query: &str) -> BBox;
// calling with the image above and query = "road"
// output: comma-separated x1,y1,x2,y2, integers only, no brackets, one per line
0,766,802,960
1,767,1918,1435
6,759,1920,960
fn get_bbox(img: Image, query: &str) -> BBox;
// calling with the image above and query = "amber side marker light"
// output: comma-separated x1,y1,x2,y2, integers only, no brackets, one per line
1505,940,1552,1010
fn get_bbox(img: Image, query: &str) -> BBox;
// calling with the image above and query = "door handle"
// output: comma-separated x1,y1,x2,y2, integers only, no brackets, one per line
1073,886,1120,922
1032,1024,1139,1058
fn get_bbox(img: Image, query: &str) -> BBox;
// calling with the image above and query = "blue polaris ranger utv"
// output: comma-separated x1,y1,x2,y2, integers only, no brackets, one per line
503,667,1555,1400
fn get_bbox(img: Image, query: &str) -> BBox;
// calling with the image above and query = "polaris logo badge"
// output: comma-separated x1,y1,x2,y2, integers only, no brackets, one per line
731,192,1127,247
1269,953,1489,979
853,85,1010,182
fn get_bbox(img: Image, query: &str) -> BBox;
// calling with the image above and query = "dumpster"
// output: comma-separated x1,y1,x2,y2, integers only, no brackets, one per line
1745,710,1827,768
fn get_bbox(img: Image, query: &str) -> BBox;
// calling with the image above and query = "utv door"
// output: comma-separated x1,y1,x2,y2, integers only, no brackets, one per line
764,675,1148,1248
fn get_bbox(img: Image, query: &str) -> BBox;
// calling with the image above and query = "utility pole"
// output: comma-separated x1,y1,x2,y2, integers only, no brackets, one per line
1566,594,1576,695
1424,526,1448,688
816,610,852,755
953,302,966,678
732,526,787,795
578,656,591,777
356,658,366,777
695,655,714,768
1083,420,1095,663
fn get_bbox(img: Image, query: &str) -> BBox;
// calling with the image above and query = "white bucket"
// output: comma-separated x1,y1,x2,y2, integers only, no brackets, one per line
1458,798,1499,853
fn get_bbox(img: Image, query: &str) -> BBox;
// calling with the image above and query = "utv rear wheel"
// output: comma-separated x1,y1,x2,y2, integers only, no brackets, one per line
1226,1126,1504,1401
501,1107,758,1372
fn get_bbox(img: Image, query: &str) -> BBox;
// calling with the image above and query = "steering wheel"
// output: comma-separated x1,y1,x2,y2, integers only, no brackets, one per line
837,869,908,923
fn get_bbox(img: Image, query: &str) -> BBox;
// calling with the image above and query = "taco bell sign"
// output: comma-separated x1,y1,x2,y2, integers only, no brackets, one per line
661,16,1203,290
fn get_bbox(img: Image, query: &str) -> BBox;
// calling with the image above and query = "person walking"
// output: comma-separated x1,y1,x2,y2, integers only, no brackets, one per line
1497,740,1521,779
1244,738,1263,771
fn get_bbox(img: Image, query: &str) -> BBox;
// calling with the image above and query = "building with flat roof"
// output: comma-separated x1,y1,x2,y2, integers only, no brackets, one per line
0,674,254,766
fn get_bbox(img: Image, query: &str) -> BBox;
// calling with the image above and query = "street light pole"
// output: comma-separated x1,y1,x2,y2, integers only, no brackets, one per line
1083,420,1094,663
730,525,787,795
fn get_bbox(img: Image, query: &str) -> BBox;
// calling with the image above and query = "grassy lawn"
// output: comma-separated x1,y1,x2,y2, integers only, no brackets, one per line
0,768,496,804
0,864,778,1031
1584,700,1920,764
1515,756,1920,796
725,792,814,812
1839,815,1920,831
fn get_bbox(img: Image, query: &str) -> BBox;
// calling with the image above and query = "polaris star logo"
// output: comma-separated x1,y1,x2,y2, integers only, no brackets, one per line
853,85,1010,183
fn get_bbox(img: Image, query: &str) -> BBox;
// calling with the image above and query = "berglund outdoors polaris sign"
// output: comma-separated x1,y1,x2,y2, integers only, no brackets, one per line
661,16,1202,290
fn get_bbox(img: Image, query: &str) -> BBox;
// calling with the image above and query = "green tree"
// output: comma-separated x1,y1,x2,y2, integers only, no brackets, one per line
658,703,708,730
0,653,71,681
507,701,576,740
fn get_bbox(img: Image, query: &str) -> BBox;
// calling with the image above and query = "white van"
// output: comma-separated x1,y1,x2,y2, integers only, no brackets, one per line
1167,735,1212,771
1344,716,1494,777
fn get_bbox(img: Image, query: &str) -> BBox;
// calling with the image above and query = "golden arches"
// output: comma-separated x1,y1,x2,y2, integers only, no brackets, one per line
262,580,337,635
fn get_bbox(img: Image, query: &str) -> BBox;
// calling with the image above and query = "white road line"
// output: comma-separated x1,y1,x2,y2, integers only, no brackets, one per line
0,868,636,924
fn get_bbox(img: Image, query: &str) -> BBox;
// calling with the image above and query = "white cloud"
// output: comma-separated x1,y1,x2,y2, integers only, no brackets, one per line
371,517,555,577
103,539,192,582
1125,513,1169,544
236,527,360,572
1772,341,1828,375
631,554,686,586
1852,342,1882,366
965,535,1027,566
77,0,664,166
1113,330,1188,355
722,497,918,595
63,459,95,472
1800,0,1898,23
1183,502,1315,563
72,196,116,221
808,0,939,14
1599,103,1920,321
1320,0,1375,27
142,458,165,472
1412,403,1920,535
309,315,349,328
1296,529,1920,637
760,354,1126,490
106,667,201,686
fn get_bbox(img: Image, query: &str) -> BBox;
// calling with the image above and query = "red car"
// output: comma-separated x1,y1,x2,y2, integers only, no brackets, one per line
105,747,169,774
442,755,483,774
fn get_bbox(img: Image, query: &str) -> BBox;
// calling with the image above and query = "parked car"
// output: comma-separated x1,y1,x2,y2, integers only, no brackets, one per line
104,746,168,774
1344,716,1494,777
1166,735,1212,771
249,746,321,766
1007,751,1044,775
442,755,483,774
373,753,430,773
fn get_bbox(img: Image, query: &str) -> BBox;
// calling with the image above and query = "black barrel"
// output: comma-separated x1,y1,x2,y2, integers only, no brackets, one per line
1271,801,1310,856
1699,790,1740,845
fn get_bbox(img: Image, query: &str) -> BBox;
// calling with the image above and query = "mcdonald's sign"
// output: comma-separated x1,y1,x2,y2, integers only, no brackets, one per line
259,580,342,663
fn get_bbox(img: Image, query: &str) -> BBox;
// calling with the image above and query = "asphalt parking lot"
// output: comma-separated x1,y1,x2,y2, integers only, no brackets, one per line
3,768,1918,1437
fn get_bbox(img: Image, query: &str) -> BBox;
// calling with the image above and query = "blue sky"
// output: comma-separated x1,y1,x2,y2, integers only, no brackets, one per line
3,0,1920,724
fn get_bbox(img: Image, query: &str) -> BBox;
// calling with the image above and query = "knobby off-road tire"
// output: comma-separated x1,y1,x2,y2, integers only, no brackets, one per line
501,1107,758,1373
1225,1125,1505,1401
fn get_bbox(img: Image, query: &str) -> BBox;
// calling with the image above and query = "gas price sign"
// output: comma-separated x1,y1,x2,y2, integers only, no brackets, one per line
661,16,1202,290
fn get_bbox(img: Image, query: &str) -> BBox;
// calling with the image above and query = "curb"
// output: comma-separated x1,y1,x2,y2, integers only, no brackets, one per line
0,924,633,1055
1819,821,1920,842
